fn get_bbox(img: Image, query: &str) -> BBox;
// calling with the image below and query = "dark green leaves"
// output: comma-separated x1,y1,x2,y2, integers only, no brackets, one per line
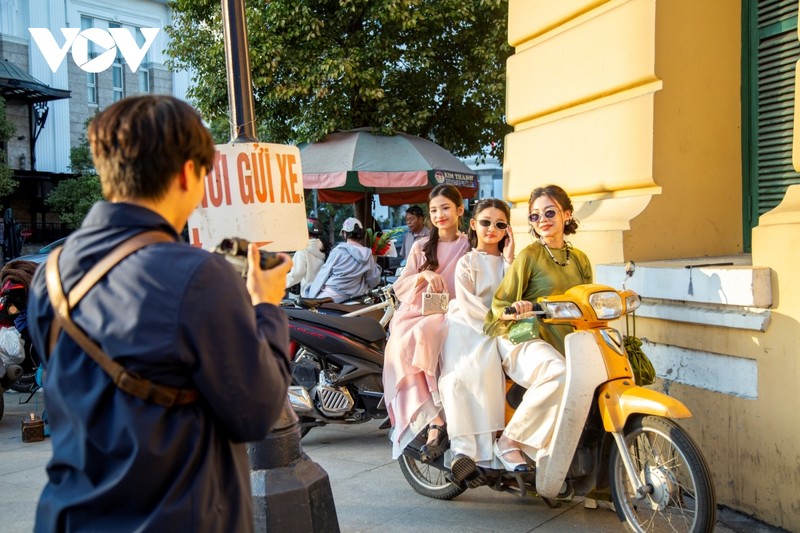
166,0,511,159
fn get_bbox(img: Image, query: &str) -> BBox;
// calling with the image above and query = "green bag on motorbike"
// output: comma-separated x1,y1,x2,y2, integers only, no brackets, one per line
624,335,656,386
507,317,540,345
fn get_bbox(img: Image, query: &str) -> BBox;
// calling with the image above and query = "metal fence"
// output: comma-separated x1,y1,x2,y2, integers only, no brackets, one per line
16,222,71,245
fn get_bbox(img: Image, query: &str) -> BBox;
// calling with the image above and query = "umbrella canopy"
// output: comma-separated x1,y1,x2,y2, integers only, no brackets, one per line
299,128,478,206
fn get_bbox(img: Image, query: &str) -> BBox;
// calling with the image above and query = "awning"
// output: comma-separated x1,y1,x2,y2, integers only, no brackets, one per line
300,128,478,206
0,59,70,103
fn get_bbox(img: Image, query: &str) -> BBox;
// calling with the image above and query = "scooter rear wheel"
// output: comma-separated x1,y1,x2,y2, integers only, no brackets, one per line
398,454,466,500
8,371,37,393
609,414,716,533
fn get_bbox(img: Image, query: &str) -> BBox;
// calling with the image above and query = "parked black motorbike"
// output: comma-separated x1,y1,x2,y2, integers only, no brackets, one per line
282,284,397,328
213,237,391,436
0,260,41,398
285,307,388,437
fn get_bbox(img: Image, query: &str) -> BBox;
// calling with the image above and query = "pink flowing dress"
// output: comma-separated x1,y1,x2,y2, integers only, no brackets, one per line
383,234,470,458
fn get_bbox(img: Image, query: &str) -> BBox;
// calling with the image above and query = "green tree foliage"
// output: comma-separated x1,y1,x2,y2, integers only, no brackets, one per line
166,0,512,160
0,96,19,199
45,131,102,229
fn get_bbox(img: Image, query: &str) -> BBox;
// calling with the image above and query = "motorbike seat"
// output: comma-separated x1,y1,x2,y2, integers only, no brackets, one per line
318,302,385,323
284,308,386,345
297,297,335,309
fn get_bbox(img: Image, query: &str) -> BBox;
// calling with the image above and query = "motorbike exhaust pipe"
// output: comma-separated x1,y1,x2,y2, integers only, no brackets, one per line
5,364,23,381
287,386,314,414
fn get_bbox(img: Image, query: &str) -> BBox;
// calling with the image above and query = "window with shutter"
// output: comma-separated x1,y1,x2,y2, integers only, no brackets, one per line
743,0,799,251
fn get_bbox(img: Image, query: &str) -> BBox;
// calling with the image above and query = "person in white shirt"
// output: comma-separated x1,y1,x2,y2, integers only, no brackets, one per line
285,218,328,294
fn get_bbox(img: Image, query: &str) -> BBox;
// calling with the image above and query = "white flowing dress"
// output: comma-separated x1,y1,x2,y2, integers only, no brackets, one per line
439,251,508,465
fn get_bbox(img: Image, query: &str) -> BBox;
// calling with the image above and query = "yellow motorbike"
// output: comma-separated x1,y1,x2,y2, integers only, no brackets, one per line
399,282,716,533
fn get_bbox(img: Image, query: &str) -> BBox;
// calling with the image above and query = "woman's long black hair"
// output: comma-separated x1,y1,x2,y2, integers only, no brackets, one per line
420,184,463,272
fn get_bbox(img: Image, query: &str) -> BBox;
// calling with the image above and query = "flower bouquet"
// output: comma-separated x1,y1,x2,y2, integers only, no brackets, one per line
366,227,403,257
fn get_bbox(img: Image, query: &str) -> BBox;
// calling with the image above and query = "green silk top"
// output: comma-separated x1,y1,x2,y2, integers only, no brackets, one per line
484,241,592,355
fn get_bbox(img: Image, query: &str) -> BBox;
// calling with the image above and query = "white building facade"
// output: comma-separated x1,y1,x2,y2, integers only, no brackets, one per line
0,0,190,240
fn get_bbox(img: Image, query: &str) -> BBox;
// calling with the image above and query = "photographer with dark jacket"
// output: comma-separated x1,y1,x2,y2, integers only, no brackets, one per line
27,95,293,533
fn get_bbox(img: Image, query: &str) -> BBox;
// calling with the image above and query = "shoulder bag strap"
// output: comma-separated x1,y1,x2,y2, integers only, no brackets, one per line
45,231,198,407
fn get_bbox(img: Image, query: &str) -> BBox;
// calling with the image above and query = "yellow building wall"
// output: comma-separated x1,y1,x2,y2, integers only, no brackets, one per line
636,190,800,528
625,0,744,261
505,0,800,529
504,0,663,267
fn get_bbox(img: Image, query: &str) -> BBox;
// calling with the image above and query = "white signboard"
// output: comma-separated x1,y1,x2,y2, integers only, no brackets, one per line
188,142,308,252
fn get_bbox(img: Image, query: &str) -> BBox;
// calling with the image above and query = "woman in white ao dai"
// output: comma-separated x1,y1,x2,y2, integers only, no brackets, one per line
439,199,514,466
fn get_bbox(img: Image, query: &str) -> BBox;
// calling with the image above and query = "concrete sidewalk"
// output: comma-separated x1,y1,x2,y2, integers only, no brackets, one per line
0,390,784,532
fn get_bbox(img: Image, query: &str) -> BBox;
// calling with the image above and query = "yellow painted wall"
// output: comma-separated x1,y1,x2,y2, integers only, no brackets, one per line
624,0,743,261
504,0,662,264
505,0,800,529
637,190,800,528
639,316,800,529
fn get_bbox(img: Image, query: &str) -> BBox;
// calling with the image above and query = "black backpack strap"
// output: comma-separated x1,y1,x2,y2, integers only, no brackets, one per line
45,231,198,407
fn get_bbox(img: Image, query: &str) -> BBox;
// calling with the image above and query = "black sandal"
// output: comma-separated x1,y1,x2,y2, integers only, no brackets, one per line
419,424,447,463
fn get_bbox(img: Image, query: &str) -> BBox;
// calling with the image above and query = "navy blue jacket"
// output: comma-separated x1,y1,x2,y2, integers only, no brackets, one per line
28,202,291,532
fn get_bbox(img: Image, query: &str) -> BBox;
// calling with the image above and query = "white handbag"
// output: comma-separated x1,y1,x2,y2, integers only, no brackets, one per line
421,288,449,316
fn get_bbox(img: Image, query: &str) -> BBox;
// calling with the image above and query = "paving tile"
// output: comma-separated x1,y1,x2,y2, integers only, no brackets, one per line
1,390,788,532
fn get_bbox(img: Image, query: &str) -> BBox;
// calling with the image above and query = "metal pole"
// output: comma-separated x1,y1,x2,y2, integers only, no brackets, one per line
220,0,257,142
219,2,339,530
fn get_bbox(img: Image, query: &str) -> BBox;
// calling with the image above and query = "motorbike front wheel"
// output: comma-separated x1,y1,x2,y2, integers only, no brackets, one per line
609,415,716,533
398,454,466,500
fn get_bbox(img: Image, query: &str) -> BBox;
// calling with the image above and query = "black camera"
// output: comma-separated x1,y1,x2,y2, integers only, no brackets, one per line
214,237,282,276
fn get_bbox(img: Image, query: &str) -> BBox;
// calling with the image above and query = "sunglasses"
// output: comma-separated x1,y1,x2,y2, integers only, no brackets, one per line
528,209,558,223
476,219,508,230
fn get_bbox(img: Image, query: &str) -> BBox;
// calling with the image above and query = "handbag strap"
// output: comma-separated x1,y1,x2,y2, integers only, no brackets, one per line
45,231,199,408
424,285,448,296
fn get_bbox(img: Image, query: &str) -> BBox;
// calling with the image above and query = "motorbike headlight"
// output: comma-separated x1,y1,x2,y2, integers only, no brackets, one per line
543,301,583,319
624,292,641,313
589,291,623,320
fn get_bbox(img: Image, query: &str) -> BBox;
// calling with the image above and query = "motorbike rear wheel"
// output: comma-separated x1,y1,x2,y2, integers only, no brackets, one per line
8,371,37,393
609,415,716,533
398,454,466,500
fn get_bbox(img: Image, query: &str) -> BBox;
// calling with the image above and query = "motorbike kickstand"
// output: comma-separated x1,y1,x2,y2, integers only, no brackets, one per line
540,497,561,509
540,481,574,508
19,387,40,405
500,473,530,499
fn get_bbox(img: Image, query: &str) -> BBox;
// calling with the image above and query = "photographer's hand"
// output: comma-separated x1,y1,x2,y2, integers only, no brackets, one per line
246,244,292,306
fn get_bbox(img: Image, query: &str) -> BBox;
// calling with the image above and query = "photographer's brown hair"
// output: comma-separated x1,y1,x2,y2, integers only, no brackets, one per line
88,95,215,201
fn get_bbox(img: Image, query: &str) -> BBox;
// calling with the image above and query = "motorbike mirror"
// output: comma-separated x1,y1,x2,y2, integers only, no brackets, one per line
623,261,636,289
625,261,636,278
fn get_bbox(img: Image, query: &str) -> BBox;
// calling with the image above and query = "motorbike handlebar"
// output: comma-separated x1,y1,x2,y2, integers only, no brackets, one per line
503,303,544,319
